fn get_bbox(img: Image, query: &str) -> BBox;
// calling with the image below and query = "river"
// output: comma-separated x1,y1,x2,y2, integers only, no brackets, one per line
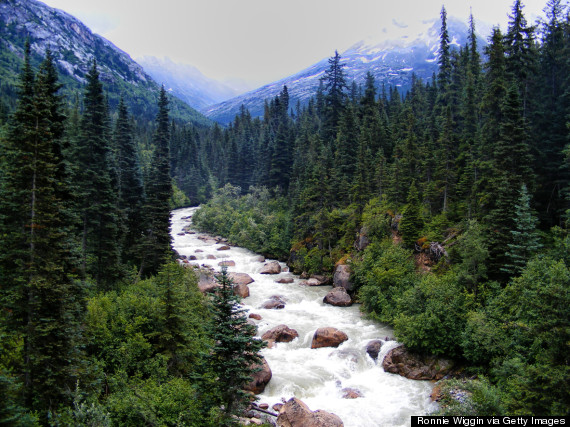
171,207,437,427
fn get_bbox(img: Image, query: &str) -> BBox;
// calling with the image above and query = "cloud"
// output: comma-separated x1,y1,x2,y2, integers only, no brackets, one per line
392,18,408,29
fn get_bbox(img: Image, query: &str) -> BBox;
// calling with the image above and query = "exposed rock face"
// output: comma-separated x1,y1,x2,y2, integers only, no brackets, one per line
333,264,353,292
233,283,250,298
276,397,343,427
261,325,299,343
260,295,286,310
260,261,282,274
229,272,254,286
354,227,370,251
365,340,383,361
244,357,272,394
342,388,363,399
311,327,348,349
323,287,352,307
382,346,455,380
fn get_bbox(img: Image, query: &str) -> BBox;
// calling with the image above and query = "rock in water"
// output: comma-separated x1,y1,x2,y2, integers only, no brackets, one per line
261,325,299,343
323,287,352,307
260,261,281,274
311,327,348,349
365,340,383,361
382,345,455,380
276,397,343,427
244,357,272,394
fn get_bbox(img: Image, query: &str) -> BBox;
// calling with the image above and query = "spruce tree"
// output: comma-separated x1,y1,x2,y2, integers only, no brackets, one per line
75,60,121,289
502,184,542,277
0,44,83,417
207,267,265,419
399,181,424,247
143,86,173,276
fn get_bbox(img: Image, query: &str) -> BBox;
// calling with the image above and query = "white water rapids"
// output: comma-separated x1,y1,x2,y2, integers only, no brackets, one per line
171,207,437,427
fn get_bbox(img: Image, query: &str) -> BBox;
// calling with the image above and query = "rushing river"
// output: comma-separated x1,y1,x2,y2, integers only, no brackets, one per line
171,207,437,427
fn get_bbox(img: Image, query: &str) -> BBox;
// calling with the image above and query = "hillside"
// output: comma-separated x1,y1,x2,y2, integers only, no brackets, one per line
0,0,212,127
203,17,484,124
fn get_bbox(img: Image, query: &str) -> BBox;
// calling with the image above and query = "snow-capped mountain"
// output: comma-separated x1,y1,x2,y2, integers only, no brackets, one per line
0,0,211,126
137,56,243,111
204,17,485,124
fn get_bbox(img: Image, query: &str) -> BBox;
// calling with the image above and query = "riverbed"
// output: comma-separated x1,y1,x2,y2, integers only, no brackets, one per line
171,207,437,427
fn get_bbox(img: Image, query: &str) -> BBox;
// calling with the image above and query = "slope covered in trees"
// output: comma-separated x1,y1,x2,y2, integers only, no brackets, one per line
189,0,570,416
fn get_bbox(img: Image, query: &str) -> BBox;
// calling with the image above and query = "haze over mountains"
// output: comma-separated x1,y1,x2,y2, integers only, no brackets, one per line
2,0,487,127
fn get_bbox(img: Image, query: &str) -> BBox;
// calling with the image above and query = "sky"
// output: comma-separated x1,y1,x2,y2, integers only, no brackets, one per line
40,0,551,89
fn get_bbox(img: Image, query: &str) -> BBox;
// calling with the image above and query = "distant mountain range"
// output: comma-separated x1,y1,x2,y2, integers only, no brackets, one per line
0,0,211,127
136,56,244,111
202,17,488,124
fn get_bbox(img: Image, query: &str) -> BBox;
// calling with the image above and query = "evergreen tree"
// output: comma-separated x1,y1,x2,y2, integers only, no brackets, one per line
321,51,348,143
75,60,121,289
399,181,424,247
143,86,173,276
0,44,83,417
114,97,145,265
207,267,265,420
501,184,542,277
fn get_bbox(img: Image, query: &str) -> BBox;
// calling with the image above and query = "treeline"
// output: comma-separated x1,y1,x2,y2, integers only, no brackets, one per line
0,43,263,425
190,0,570,416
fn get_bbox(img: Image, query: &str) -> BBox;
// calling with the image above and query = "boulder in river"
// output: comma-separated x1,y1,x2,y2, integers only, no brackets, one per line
333,264,353,292
276,397,343,427
218,260,235,267
217,245,231,251
197,272,219,294
342,388,363,399
276,277,295,284
233,283,250,298
260,295,286,310
249,313,262,320
323,287,352,307
365,340,383,361
229,272,254,286
261,324,299,343
244,357,272,394
311,327,348,349
382,345,456,380
260,261,281,274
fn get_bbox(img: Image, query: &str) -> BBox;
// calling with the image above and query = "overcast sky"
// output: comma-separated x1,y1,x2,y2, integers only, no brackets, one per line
41,0,551,88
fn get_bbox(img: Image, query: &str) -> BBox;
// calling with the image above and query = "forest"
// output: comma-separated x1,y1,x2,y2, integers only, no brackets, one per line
0,0,568,424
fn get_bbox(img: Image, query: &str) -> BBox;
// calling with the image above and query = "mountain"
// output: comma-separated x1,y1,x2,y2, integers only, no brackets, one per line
0,0,211,127
137,56,243,111
204,17,485,125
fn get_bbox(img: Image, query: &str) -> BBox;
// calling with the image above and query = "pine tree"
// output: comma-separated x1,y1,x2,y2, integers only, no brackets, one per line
75,60,121,289
0,44,83,417
114,97,145,265
399,181,424,247
321,51,348,143
207,267,265,419
502,184,542,277
143,86,173,276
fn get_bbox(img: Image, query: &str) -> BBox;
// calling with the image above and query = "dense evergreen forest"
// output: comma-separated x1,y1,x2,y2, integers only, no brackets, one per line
188,0,570,417
0,0,568,424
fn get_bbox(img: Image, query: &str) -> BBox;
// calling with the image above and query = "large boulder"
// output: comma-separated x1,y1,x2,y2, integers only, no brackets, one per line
244,357,272,394
276,397,343,427
365,340,383,361
323,287,352,307
261,324,299,343
218,260,235,267
382,345,456,380
229,272,254,286
354,226,370,251
276,277,295,284
233,283,250,298
260,261,282,274
311,327,348,349
197,272,219,294
260,295,286,310
333,264,353,292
